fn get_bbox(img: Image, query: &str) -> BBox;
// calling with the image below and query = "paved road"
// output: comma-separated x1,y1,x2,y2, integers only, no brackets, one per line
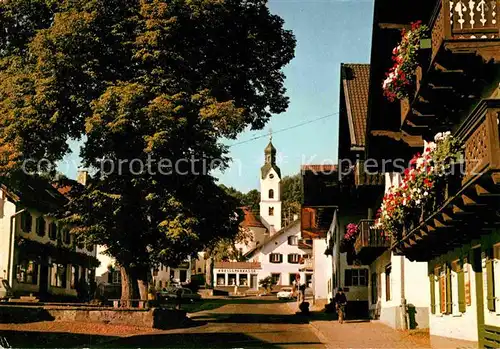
106,297,325,348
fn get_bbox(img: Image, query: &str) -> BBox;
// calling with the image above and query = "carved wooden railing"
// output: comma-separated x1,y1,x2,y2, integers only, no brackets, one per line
456,99,500,186
354,219,389,254
354,161,385,186
431,0,500,59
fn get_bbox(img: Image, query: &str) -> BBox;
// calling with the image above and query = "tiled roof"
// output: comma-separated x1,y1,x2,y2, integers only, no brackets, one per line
301,164,338,173
341,63,370,148
214,262,261,269
240,207,266,229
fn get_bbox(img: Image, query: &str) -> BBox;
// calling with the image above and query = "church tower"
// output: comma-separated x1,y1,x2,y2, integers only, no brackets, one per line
259,135,282,234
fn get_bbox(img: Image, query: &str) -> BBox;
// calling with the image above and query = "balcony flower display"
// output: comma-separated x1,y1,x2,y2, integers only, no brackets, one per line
374,132,462,239
340,223,359,253
382,21,429,101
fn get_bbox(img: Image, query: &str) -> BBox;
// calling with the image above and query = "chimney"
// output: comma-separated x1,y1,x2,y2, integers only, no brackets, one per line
77,169,88,186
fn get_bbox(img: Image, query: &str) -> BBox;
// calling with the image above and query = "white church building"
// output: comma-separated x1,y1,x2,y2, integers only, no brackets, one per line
213,140,313,290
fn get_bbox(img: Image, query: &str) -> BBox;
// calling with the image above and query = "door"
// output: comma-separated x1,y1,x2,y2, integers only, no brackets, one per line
39,263,49,296
250,274,258,289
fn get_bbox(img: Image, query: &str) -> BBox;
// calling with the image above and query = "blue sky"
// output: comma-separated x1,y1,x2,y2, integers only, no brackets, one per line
58,0,374,193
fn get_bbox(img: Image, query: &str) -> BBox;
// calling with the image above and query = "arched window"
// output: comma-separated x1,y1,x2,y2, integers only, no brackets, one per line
269,207,274,216
268,189,274,199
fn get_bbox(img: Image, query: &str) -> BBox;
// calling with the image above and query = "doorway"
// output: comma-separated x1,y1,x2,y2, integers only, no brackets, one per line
250,274,258,289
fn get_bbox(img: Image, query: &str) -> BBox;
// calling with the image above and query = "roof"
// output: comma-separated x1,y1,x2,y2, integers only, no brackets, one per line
301,164,338,173
245,219,301,258
264,141,276,154
214,261,261,269
341,63,370,148
1,174,68,213
240,207,266,229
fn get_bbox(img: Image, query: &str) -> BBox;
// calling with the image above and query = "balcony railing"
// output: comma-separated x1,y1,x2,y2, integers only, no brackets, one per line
299,258,314,271
392,99,500,261
354,161,385,186
400,0,500,128
354,220,389,264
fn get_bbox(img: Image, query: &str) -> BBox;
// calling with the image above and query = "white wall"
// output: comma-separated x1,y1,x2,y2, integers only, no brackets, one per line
254,221,308,286
0,195,17,281
313,238,330,300
259,168,282,232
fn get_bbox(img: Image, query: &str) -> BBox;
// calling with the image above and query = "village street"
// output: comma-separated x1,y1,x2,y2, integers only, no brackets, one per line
0,296,476,348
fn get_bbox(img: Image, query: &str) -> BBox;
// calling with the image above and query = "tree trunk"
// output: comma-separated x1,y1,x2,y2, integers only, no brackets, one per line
120,265,139,308
206,257,213,287
137,268,150,302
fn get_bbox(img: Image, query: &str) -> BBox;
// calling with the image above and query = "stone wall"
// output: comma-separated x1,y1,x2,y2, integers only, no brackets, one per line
0,305,186,329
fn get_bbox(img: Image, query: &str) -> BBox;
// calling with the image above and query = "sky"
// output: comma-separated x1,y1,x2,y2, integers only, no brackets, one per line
58,0,375,193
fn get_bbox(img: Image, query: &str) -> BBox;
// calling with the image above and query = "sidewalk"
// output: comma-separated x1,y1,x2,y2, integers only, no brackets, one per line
286,302,477,348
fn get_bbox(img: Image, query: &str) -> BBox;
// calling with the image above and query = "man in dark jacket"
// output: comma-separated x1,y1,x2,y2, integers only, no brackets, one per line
334,288,347,324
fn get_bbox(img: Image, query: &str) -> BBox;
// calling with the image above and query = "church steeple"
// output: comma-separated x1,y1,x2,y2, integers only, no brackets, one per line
259,133,282,233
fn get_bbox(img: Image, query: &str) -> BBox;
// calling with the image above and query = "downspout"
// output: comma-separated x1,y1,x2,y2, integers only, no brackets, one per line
400,255,408,330
7,209,26,284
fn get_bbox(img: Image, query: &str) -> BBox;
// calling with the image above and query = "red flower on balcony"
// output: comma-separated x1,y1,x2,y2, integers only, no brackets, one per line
382,21,429,102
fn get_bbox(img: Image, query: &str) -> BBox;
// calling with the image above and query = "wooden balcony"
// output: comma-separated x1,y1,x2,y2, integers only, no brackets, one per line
354,219,390,264
301,206,336,239
354,161,385,186
392,99,500,261
299,258,314,271
400,0,500,133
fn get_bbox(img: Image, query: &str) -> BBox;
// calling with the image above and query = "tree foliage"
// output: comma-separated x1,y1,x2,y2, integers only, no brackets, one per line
0,0,295,299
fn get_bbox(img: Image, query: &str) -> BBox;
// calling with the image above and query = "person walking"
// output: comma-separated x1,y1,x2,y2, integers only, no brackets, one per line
334,288,348,324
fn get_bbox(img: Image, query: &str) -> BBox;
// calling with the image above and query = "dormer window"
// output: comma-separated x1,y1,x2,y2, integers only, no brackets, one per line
268,189,274,199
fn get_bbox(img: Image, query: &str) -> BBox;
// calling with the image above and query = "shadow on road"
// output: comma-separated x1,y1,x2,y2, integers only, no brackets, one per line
0,330,117,348
101,332,291,348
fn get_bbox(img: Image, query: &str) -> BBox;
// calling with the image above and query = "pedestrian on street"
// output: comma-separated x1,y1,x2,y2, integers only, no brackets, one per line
334,288,348,324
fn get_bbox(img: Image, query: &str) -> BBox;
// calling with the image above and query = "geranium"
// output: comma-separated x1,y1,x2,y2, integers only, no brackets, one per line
374,132,462,238
344,223,359,241
383,21,429,101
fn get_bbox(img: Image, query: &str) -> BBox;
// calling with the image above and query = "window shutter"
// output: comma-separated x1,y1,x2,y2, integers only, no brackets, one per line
279,254,283,263
439,271,445,313
458,267,466,313
429,273,436,314
446,265,452,314
344,269,352,287
486,257,495,311
269,254,273,263
287,254,291,263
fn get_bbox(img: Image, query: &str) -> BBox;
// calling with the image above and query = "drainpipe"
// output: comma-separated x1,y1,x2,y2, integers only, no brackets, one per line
7,209,26,284
400,256,408,330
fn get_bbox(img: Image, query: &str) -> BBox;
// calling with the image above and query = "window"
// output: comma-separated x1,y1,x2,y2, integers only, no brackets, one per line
269,253,282,263
179,269,187,282
197,267,202,273
239,274,248,286
112,271,121,284
48,222,57,241
170,269,175,280
228,273,236,286
70,265,79,289
344,269,368,287
385,265,392,301
306,274,313,287
269,189,274,199
51,263,67,288
217,274,225,286
61,227,71,245
271,273,281,285
269,207,274,216
86,244,94,253
288,236,298,246
288,254,300,264
21,212,32,233
36,216,46,237
16,260,38,284
289,273,297,285
269,173,274,179
158,280,163,289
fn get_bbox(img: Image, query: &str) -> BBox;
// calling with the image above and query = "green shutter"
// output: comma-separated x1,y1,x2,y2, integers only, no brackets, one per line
446,265,452,314
429,273,436,314
486,258,495,311
458,268,466,313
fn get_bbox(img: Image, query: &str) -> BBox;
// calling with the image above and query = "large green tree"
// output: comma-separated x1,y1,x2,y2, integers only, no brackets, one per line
0,0,295,301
